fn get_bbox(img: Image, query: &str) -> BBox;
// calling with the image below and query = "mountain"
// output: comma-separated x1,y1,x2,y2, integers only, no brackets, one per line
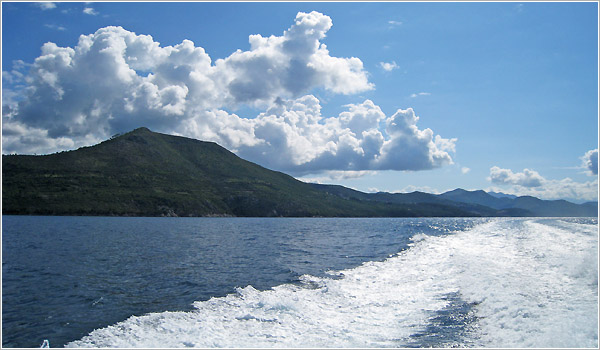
439,188,514,209
312,184,533,217
438,188,597,217
488,191,517,199
3,128,596,217
2,128,474,217
314,185,596,217
510,196,598,217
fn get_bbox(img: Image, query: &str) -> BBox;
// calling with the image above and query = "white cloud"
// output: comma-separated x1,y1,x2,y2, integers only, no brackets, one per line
410,92,431,98
488,166,544,187
324,170,377,180
372,108,456,171
83,7,98,16
215,11,373,106
581,149,598,175
44,24,67,31
177,97,454,175
486,178,598,202
2,12,455,176
461,167,471,174
379,61,399,72
388,20,402,28
2,69,24,86
296,170,378,184
1,120,99,155
36,2,56,10
2,60,31,109
487,166,598,201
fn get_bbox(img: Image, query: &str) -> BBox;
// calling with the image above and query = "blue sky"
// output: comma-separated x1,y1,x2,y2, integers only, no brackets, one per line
2,1,598,201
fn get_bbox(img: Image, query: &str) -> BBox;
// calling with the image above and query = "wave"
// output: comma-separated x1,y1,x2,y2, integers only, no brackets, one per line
66,218,598,348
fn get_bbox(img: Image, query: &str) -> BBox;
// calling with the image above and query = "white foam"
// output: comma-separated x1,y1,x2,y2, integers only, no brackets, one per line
67,218,598,348
444,218,598,348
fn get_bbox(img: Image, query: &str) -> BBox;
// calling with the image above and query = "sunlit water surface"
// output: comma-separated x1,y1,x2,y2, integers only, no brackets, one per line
2,216,597,348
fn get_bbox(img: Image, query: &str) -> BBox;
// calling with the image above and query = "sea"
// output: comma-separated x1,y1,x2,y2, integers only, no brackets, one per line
1,216,598,348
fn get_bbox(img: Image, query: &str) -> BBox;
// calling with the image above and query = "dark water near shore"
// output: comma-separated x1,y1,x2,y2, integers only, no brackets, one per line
2,216,597,348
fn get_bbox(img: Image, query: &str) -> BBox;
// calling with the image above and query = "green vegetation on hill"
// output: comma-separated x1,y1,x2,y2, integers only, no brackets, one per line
2,128,474,217
3,128,595,217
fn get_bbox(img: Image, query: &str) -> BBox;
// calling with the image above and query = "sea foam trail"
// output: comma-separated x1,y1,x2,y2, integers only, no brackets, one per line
66,218,598,348
441,218,598,348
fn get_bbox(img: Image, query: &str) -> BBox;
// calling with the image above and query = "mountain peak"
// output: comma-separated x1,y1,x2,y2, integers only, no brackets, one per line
121,127,156,139
3,128,597,217
443,188,468,195
108,127,152,141
6,128,471,217
130,127,152,134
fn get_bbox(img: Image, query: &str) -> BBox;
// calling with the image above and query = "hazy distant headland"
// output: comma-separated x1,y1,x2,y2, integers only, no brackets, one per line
2,128,597,218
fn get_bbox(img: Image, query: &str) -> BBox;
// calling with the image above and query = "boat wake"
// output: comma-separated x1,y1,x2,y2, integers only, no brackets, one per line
67,218,598,348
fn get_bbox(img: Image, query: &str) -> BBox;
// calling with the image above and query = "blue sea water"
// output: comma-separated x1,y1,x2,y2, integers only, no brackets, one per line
1,216,597,348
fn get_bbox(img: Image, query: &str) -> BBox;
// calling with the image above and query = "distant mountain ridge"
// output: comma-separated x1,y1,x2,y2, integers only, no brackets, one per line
2,127,597,217
437,188,597,217
312,185,597,217
488,191,517,199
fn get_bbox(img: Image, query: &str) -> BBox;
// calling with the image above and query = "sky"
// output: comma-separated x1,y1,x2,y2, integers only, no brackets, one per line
2,1,598,202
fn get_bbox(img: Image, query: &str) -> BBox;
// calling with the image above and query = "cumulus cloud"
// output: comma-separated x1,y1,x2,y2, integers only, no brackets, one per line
488,166,544,187
216,11,373,106
2,11,455,175
372,108,456,171
379,61,399,72
461,167,471,174
487,166,598,201
581,149,598,175
178,97,455,175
